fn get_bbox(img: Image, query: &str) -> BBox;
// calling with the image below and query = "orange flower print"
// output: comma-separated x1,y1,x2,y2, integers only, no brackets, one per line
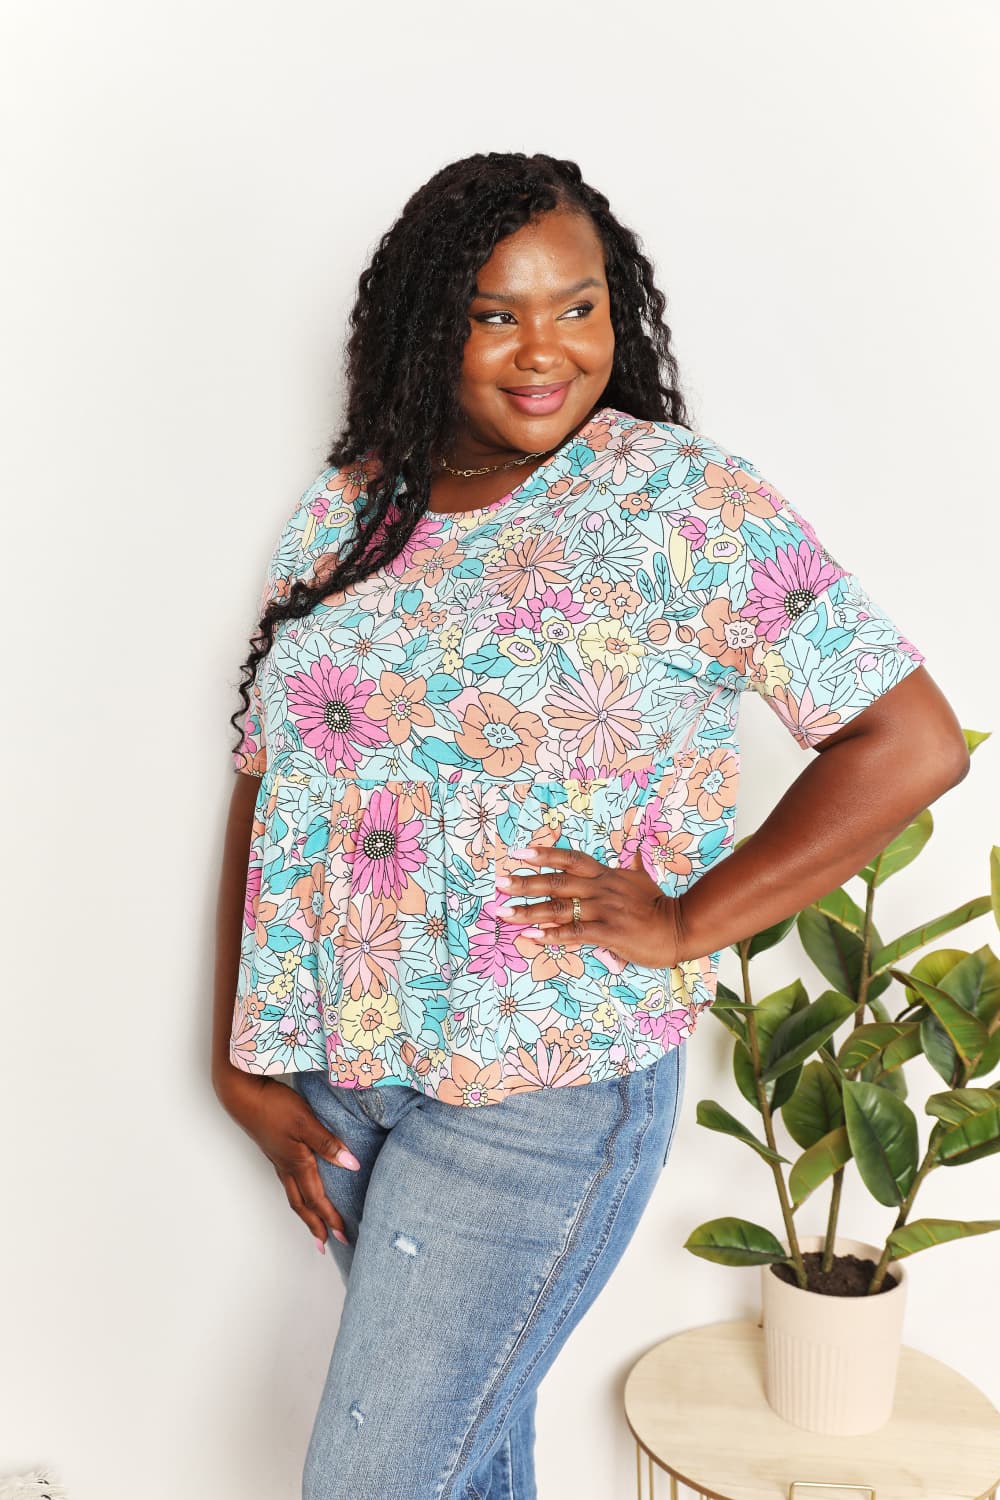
693,460,782,531
492,533,567,605
529,942,586,982
350,1049,387,1086
766,683,844,749
697,596,758,672
504,1039,592,1091
367,671,435,744
437,1054,505,1107
405,537,463,588
456,691,543,776
688,747,740,821
325,458,378,506
643,826,695,881
290,862,338,939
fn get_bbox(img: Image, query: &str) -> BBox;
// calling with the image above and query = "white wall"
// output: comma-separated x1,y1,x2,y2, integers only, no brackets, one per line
3,1,997,1496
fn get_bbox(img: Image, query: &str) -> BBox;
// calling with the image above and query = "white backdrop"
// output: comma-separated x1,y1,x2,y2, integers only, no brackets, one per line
3,1,998,1496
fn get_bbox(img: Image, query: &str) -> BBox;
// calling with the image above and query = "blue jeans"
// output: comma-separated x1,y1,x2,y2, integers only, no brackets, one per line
293,1039,687,1500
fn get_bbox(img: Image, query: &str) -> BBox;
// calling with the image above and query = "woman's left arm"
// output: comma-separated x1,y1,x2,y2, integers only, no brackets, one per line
672,665,970,963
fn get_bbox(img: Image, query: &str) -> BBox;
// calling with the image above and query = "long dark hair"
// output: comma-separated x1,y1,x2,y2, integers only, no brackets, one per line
231,150,693,754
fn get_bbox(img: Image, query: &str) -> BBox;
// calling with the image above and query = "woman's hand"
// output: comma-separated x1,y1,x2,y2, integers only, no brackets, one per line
215,1069,360,1250
496,843,682,968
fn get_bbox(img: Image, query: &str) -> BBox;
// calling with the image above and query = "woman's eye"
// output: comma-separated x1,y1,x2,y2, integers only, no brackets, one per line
474,302,594,326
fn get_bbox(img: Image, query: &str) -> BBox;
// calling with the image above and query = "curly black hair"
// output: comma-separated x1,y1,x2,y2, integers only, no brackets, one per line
230,150,693,756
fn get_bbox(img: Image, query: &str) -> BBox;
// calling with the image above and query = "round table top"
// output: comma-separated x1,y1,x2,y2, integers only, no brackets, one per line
623,1319,1000,1500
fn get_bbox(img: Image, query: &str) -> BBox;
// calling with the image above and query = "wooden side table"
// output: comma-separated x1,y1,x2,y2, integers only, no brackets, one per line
623,1319,1000,1500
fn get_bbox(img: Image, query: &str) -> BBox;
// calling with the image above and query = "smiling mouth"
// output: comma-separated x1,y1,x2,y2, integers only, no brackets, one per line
501,381,572,396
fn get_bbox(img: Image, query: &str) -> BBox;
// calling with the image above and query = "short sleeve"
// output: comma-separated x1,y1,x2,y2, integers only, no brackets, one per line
704,448,927,750
232,461,362,775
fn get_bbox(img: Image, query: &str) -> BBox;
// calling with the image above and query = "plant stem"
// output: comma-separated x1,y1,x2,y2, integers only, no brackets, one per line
867,1129,942,1293
823,880,877,1269
741,941,808,1289
822,1169,843,1273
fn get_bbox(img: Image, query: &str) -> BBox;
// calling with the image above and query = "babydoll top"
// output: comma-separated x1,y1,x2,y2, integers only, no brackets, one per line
229,406,925,1107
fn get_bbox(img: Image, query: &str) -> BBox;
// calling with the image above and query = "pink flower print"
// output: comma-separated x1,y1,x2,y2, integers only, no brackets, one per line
494,604,537,637
351,789,426,900
544,662,643,768
468,897,530,982
638,1007,690,1047
285,659,387,773
677,512,708,548
335,892,401,1000
244,852,262,930
527,586,587,626
693,460,782,531
586,431,663,485
742,541,842,642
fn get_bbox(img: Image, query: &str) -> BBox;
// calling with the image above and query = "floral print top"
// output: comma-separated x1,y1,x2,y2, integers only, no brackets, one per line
230,406,925,1107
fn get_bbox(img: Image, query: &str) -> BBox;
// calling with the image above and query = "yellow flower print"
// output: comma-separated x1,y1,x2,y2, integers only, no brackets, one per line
751,643,793,695
497,636,543,667
280,952,301,975
497,525,524,547
441,648,463,673
592,1000,619,1031
641,983,668,1016
669,961,703,1006
541,806,565,832
268,971,295,999
704,532,745,566
340,990,402,1049
438,623,462,650
426,1046,448,1068
578,619,647,674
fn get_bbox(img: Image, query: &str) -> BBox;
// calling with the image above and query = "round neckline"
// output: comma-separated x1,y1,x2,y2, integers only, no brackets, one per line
420,405,612,523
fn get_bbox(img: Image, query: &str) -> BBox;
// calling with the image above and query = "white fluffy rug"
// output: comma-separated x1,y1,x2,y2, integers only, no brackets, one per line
0,1475,68,1498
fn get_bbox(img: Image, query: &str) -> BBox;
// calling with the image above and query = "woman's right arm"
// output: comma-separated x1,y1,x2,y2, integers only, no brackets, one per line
211,771,360,1248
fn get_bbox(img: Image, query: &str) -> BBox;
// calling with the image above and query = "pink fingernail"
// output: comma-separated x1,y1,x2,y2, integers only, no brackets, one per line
335,1147,361,1170
333,1229,349,1245
314,1237,327,1254
520,849,540,863
495,874,513,891
520,926,545,940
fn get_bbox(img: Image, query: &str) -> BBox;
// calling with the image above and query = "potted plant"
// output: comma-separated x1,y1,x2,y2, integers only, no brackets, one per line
683,728,1000,1436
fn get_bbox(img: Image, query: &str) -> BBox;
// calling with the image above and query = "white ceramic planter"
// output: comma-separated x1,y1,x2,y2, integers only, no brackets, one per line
760,1234,907,1435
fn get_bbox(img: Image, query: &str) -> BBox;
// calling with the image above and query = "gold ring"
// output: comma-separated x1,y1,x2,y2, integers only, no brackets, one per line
571,896,582,925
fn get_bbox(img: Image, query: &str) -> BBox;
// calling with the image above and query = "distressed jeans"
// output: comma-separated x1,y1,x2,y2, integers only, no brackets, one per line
293,1038,687,1500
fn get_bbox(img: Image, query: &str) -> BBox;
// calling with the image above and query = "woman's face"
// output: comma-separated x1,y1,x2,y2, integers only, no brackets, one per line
453,207,615,460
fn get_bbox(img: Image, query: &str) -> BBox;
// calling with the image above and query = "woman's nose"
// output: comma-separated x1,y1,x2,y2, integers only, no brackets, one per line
513,327,564,372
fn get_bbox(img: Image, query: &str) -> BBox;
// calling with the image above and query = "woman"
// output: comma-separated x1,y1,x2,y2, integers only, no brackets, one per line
212,152,968,1499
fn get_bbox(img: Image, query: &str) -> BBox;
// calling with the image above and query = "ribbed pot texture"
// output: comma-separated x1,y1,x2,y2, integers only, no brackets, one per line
760,1235,907,1435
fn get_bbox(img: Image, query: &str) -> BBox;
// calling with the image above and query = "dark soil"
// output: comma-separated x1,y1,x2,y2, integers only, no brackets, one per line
770,1251,898,1296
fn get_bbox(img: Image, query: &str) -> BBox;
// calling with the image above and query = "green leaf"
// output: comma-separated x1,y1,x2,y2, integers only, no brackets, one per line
963,728,991,755
889,970,989,1065
789,1126,852,1207
920,1013,961,1086
733,981,808,1113
838,1023,911,1072
971,945,1000,1026
971,1029,1000,1079
746,913,798,959
808,886,867,937
870,898,992,975
708,982,749,1044
683,1216,790,1266
762,990,857,1082
797,905,891,1003
887,1217,1000,1259
858,809,933,888
926,1086,1000,1124
934,1107,1000,1166
695,1100,788,1164
842,1080,919,1206
781,1060,845,1149
991,847,1000,933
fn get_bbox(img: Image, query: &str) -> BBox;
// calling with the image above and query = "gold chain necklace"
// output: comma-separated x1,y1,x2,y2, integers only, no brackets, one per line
436,446,556,479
